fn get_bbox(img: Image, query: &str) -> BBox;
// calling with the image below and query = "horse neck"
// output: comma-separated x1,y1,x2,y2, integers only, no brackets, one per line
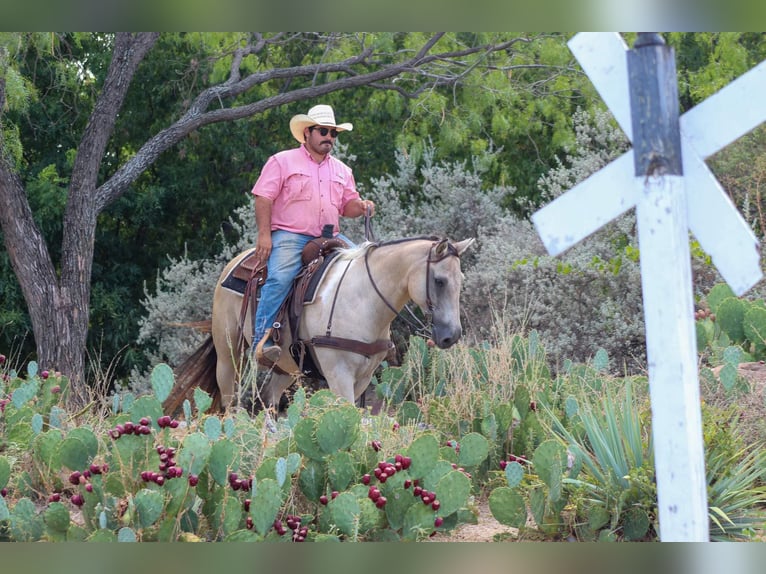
366,239,429,312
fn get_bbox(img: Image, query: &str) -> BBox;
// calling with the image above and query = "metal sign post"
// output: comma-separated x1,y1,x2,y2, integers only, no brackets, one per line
532,32,766,541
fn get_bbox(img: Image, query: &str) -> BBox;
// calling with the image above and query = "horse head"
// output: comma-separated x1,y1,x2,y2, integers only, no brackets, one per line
416,237,475,349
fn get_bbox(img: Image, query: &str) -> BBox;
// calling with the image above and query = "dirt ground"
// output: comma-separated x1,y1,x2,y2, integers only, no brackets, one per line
428,496,518,542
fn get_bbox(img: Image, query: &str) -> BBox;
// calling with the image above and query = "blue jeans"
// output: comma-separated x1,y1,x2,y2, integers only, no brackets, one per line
253,229,354,343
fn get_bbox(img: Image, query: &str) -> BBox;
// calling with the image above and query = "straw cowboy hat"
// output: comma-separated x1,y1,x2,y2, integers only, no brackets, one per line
289,104,353,143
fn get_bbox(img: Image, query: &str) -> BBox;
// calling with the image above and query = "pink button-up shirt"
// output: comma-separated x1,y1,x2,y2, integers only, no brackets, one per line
251,145,360,237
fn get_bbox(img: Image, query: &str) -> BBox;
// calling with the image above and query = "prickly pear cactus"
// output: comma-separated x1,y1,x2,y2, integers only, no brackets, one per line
0,456,10,491
43,502,71,541
9,498,45,541
317,405,360,454
622,507,650,540
488,487,527,529
456,432,489,468
208,438,239,486
532,439,567,502
717,297,746,343
434,470,471,517
504,460,525,487
134,488,165,529
744,305,766,355
406,433,439,479
177,432,212,477
150,363,175,405
327,451,356,491
328,491,361,537
293,416,325,461
707,283,736,313
298,458,327,501
250,478,283,536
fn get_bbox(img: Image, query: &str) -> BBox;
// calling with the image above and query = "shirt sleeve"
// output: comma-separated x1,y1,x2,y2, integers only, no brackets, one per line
251,155,283,200
339,165,360,216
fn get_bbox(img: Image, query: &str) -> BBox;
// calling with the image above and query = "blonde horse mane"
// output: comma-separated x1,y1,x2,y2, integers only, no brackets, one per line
335,240,376,261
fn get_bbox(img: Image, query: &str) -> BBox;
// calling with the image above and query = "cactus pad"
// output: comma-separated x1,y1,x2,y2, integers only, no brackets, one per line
150,363,175,404
316,407,358,454
208,438,239,486
504,460,525,487
456,432,489,468
327,451,356,491
406,433,439,479
134,488,164,529
293,417,325,461
434,469,471,517
488,487,527,529
177,432,212,477
328,491,361,537
250,478,282,536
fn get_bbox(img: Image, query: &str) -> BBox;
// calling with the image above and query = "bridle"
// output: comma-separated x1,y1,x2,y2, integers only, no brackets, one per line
363,237,461,335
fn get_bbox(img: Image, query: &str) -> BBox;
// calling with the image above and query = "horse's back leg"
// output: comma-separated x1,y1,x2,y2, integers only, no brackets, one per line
215,357,238,410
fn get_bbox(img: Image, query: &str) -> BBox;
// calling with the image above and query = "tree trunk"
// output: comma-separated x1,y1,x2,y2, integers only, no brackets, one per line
1,33,159,402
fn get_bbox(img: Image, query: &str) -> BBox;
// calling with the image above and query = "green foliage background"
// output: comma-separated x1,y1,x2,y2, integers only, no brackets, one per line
2,32,766,387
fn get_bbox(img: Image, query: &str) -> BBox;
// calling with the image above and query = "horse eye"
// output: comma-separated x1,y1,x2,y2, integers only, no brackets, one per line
434,277,446,288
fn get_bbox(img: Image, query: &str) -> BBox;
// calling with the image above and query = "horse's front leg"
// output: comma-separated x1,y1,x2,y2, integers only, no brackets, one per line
321,351,380,405
259,372,295,409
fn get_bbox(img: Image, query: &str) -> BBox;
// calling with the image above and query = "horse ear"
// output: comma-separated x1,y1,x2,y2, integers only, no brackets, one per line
434,238,449,257
453,238,475,256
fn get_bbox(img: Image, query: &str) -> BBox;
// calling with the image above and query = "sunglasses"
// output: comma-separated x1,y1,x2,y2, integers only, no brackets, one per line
310,126,339,138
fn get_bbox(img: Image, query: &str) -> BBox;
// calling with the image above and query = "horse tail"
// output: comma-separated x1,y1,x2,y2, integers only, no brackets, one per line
163,335,222,415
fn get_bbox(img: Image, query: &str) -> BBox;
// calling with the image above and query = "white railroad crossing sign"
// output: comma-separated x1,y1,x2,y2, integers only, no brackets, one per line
532,33,766,541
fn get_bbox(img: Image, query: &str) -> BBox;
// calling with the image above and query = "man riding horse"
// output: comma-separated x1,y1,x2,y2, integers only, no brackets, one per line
251,104,375,366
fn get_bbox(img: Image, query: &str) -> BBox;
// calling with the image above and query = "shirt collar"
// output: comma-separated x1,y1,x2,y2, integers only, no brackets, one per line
300,143,329,165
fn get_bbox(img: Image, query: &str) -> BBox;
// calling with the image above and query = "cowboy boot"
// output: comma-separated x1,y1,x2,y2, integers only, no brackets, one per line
255,328,282,367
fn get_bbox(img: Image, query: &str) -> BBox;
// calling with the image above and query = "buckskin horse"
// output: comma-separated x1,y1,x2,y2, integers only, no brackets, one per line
163,235,474,414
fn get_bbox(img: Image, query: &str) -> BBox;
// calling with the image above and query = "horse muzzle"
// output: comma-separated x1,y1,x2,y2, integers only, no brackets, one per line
431,322,462,349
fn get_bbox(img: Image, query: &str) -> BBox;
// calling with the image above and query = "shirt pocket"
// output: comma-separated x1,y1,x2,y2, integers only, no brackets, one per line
285,172,313,202
329,173,346,208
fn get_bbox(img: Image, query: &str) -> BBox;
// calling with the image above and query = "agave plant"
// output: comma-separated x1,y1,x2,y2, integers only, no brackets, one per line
539,376,656,540
703,406,766,540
